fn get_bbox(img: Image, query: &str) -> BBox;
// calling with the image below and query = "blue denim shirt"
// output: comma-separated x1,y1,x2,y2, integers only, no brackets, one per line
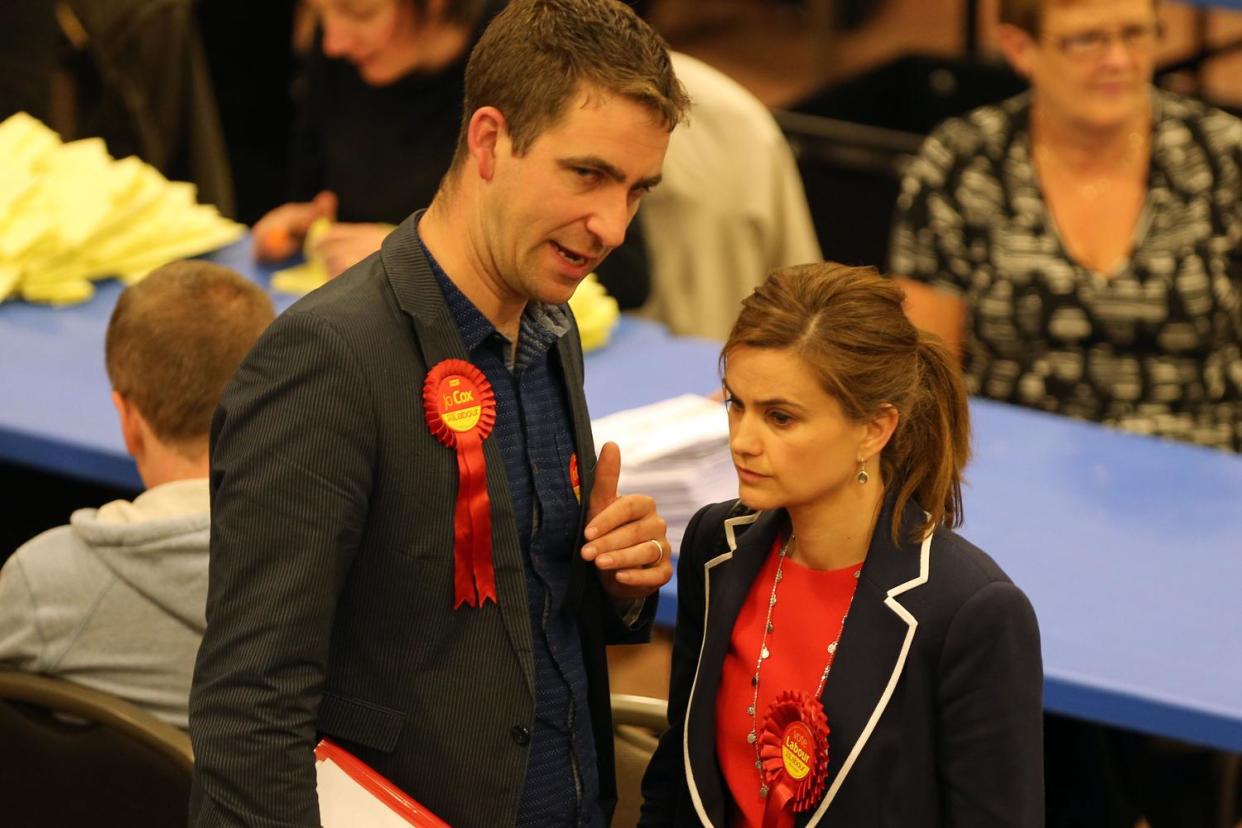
422,237,602,827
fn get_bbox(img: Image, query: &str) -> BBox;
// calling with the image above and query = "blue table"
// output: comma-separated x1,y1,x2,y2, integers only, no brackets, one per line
965,401,1242,754
0,238,722,490
645,393,1242,753
4,239,1242,753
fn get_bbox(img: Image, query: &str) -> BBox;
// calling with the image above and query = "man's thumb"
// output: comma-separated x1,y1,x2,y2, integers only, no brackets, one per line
588,441,621,516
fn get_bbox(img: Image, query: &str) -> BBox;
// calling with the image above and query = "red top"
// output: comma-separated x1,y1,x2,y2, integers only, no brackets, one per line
715,535,862,828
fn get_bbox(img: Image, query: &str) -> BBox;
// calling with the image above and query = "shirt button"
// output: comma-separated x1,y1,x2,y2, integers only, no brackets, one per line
510,725,531,746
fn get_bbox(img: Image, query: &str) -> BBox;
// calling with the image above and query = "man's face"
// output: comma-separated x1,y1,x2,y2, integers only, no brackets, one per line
479,86,671,308
1020,0,1159,132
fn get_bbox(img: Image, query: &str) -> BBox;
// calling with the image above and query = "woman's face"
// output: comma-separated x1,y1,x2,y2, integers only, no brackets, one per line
723,346,870,515
313,0,422,85
1012,0,1159,132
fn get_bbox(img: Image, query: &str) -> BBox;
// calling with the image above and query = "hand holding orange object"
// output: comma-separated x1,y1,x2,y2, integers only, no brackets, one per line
253,190,338,262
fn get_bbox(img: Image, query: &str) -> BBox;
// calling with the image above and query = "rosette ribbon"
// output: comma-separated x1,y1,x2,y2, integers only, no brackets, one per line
758,689,830,828
423,359,497,609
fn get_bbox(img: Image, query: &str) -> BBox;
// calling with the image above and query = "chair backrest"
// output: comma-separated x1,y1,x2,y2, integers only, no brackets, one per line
0,671,193,826
612,693,669,828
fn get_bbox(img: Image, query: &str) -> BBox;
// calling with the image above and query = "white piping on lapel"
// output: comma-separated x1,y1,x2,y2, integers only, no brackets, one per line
723,512,757,553
805,530,934,826
685,511,760,827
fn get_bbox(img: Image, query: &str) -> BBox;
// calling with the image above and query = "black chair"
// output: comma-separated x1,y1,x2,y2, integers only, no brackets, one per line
780,53,1027,270
0,671,193,827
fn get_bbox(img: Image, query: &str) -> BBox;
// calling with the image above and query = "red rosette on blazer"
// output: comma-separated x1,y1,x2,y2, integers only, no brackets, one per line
758,689,830,828
423,359,497,608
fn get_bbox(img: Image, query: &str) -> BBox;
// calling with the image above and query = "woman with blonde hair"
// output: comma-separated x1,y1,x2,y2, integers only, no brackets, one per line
641,263,1043,827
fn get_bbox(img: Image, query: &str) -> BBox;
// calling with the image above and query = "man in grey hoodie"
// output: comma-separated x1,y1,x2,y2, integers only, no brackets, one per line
0,260,273,729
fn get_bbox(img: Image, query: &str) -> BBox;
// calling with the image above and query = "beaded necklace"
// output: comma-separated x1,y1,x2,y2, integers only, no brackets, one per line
745,534,859,799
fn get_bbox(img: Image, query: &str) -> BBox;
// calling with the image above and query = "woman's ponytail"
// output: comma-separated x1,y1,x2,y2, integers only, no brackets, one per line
886,331,971,542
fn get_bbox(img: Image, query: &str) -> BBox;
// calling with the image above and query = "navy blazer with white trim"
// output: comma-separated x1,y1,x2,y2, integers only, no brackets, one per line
640,495,1044,827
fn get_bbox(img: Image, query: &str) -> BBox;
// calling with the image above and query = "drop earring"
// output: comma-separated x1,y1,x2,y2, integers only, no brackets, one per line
856,459,869,485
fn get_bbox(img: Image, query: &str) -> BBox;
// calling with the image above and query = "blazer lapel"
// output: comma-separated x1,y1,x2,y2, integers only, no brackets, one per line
684,509,785,827
556,325,595,618
802,497,933,826
380,214,535,695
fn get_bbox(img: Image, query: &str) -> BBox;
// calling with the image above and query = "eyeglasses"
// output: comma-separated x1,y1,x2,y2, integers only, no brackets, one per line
1043,22,1162,60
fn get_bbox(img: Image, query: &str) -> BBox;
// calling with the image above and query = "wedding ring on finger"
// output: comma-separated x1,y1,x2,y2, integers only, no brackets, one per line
644,538,666,568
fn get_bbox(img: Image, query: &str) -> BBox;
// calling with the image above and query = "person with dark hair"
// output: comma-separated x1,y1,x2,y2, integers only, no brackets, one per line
188,2,689,825
641,263,1044,827
0,261,274,729
252,0,653,307
253,0,500,273
889,0,1242,453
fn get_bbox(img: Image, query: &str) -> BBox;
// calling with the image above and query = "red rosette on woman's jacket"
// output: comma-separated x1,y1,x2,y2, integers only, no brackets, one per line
757,689,830,828
423,359,497,609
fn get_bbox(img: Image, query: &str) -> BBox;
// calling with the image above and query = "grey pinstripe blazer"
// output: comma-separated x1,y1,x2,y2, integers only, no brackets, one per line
188,212,651,827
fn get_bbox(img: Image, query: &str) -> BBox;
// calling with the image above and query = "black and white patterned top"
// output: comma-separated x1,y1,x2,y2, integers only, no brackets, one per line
889,89,1242,452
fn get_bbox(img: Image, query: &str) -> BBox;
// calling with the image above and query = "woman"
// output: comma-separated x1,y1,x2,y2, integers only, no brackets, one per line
253,0,499,275
889,0,1242,453
641,263,1043,827
251,0,651,307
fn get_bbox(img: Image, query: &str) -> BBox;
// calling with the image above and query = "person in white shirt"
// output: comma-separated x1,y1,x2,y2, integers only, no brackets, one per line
638,52,822,341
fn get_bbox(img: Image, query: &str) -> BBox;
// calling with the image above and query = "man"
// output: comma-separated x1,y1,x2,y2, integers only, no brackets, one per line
0,261,274,729
188,1,689,825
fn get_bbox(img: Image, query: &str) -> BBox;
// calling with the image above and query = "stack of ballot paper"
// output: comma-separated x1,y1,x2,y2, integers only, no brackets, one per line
0,112,244,305
591,394,737,557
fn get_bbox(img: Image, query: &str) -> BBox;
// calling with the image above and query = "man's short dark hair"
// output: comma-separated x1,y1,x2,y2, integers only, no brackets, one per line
451,0,689,166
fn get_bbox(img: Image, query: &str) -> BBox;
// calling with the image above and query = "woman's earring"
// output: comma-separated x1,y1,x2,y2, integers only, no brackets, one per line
856,459,869,485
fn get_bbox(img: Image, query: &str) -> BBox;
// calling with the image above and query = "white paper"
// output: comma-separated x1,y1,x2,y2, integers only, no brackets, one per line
591,394,738,556
316,753,420,828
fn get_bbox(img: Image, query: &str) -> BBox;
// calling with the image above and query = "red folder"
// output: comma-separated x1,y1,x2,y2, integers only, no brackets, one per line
314,738,451,827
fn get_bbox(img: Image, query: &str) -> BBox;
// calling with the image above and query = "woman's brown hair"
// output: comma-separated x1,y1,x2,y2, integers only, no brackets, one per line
722,262,971,543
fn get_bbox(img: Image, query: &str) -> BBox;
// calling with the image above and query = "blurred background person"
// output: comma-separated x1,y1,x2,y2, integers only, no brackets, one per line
0,261,274,729
0,0,56,125
637,51,822,341
0,0,235,215
252,0,502,273
889,0,1242,454
252,0,652,307
889,0,1241,824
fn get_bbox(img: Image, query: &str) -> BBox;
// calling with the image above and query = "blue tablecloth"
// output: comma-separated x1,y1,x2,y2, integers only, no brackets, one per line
3,238,1242,752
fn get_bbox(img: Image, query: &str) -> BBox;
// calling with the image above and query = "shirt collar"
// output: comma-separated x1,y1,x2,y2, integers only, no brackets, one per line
415,224,572,368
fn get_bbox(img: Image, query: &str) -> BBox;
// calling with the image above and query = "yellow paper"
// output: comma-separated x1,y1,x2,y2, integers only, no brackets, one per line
567,273,620,352
271,217,332,295
0,112,245,307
